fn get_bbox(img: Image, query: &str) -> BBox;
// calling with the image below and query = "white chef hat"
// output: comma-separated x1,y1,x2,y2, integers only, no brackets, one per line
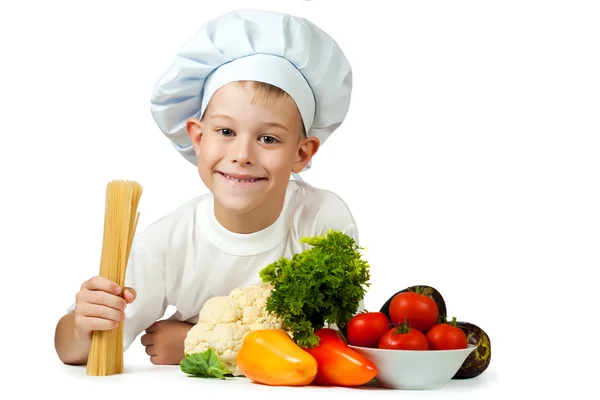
149,8,352,174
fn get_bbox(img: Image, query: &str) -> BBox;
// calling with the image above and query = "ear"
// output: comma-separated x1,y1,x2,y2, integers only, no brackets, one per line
186,117,203,155
292,136,320,173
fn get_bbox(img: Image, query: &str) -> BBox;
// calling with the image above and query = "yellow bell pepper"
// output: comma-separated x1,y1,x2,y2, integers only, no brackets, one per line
236,329,317,386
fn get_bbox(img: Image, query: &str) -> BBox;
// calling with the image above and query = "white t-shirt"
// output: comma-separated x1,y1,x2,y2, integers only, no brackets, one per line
67,180,362,351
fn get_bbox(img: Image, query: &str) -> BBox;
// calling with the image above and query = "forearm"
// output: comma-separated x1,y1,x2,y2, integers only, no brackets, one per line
54,312,92,365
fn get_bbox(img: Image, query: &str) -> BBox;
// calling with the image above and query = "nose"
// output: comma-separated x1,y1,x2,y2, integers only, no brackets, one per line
229,134,255,166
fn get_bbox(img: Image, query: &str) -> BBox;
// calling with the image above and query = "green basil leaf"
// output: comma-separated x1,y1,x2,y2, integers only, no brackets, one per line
180,348,232,379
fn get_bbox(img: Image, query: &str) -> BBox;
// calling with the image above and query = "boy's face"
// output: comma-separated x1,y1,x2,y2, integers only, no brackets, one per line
186,82,319,230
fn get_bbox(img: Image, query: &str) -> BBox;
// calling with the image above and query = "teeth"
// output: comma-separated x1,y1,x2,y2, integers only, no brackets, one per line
224,173,257,183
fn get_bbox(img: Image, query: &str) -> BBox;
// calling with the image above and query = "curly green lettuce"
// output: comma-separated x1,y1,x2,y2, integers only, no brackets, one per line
259,229,370,348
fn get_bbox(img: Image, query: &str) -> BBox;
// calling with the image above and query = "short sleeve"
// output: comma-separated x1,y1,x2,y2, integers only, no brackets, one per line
312,189,360,245
342,220,359,246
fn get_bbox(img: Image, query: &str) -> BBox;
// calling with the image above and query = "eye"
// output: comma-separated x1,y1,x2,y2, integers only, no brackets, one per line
259,135,278,145
218,128,234,137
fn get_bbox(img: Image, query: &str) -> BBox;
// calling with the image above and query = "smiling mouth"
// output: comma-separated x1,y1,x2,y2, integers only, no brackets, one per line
218,172,266,183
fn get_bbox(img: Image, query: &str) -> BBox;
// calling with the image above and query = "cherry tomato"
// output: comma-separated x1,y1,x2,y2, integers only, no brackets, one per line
389,289,439,332
347,312,392,348
378,321,429,350
426,317,468,350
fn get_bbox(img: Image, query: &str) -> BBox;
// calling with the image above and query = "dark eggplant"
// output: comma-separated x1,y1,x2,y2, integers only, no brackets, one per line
452,321,491,379
379,285,448,324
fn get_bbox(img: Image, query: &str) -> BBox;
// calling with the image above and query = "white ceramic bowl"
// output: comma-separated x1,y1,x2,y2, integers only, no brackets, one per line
349,344,477,390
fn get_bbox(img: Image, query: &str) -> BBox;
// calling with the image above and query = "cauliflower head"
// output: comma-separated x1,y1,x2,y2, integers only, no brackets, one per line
183,283,289,376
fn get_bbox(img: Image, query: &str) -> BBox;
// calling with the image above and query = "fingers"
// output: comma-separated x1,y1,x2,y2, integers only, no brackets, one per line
145,322,157,333
80,290,127,311
81,276,121,295
145,345,156,357
140,333,154,347
123,287,136,303
142,332,156,362
75,315,119,332
74,301,125,336
74,276,135,336
150,355,160,365
80,303,126,323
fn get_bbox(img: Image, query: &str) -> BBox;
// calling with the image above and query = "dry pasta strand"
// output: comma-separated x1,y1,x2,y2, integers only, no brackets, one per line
86,179,143,376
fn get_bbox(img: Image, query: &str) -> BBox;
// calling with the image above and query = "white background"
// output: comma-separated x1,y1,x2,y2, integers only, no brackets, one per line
1,0,598,398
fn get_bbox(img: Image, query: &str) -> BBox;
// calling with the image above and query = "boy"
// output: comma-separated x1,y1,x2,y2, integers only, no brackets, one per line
54,8,359,366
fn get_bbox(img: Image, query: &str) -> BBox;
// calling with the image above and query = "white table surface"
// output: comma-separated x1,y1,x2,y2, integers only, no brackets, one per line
43,358,501,400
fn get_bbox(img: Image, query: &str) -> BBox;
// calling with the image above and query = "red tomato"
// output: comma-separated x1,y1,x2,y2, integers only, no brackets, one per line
426,317,468,350
347,312,392,348
389,291,439,332
378,322,429,350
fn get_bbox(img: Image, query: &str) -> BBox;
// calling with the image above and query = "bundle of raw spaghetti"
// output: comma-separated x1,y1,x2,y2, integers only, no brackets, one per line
86,179,143,376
